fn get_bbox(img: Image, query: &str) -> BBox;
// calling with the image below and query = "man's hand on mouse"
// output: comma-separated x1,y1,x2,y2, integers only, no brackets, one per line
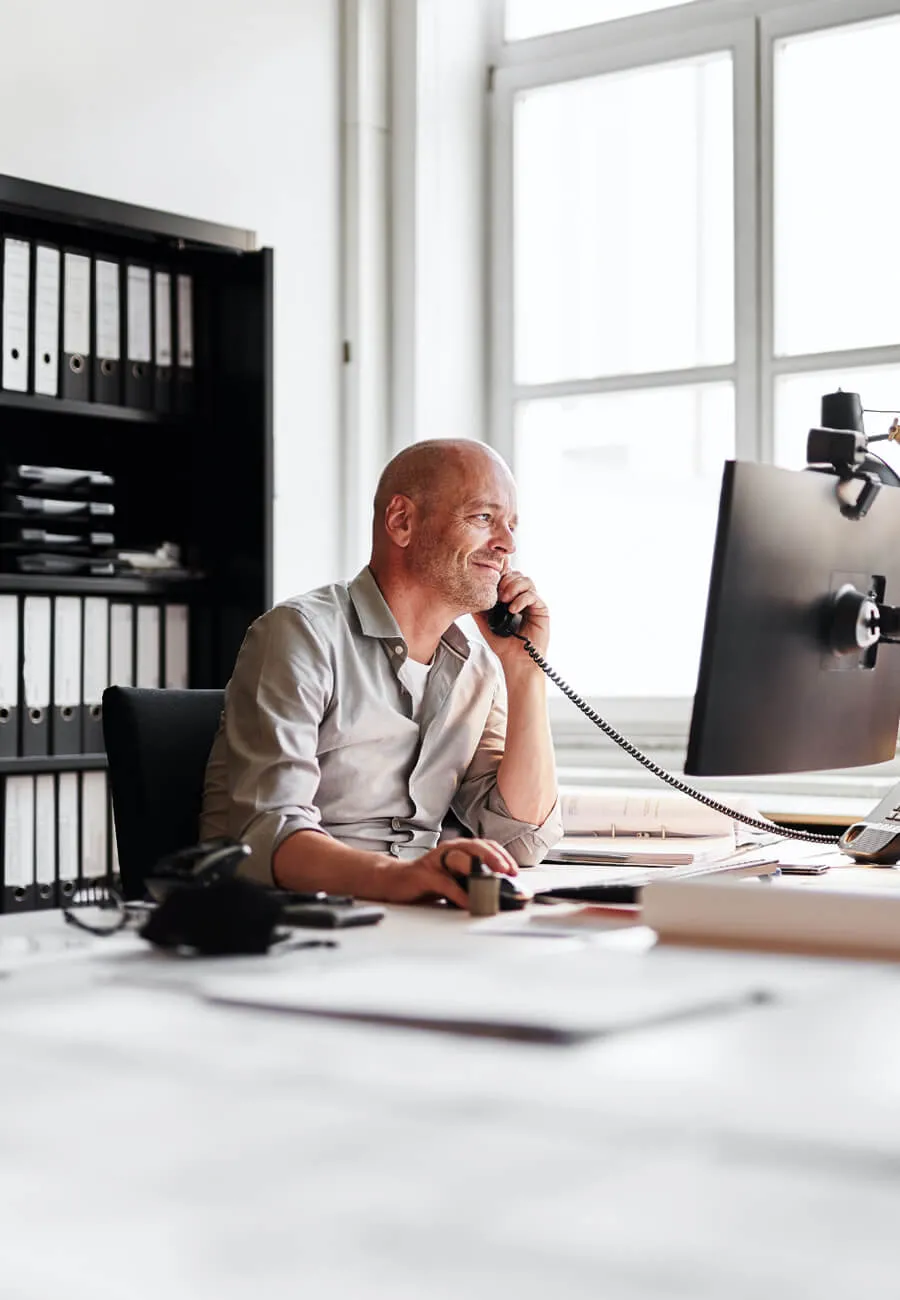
375,838,518,909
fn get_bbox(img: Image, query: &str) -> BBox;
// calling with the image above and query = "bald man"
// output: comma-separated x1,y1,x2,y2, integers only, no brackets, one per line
200,439,563,907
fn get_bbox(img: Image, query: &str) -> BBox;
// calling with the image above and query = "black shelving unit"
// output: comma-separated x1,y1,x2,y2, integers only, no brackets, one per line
0,176,272,909
0,174,274,687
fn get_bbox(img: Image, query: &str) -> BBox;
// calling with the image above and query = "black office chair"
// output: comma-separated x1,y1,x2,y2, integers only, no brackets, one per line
102,686,225,899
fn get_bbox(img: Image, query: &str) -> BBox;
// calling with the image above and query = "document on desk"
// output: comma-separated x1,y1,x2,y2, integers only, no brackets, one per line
200,950,774,1044
541,832,736,867
524,849,780,897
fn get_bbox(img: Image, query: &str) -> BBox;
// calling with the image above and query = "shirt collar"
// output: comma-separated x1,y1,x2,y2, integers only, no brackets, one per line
348,567,471,661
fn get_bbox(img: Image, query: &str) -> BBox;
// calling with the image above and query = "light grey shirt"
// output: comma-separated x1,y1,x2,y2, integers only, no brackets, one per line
200,567,563,885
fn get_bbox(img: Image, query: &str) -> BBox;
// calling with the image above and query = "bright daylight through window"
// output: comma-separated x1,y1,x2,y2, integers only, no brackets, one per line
495,1,900,763
509,50,734,699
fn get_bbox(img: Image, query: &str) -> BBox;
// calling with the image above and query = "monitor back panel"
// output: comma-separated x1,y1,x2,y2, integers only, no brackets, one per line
685,460,900,776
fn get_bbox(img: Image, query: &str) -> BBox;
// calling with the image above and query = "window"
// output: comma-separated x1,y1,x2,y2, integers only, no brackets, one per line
514,54,734,385
505,0,697,41
493,0,900,779
515,384,733,697
773,16,900,358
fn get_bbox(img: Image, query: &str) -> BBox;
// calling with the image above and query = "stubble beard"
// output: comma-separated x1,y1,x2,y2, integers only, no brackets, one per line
414,540,498,613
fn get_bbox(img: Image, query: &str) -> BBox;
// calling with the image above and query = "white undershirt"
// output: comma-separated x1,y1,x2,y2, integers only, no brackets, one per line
398,655,433,723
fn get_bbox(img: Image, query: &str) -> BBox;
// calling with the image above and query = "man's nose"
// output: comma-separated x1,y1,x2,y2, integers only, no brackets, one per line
491,522,515,553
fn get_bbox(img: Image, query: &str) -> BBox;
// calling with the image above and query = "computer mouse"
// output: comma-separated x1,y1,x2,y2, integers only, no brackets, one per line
441,868,531,912
497,875,531,911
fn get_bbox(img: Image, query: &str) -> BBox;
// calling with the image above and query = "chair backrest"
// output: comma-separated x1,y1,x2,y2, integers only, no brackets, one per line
102,685,225,898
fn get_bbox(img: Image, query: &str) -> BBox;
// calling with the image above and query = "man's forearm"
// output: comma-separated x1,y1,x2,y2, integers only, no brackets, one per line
496,661,558,825
272,830,394,897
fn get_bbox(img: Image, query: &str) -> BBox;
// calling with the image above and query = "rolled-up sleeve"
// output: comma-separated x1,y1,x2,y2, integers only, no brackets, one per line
213,606,333,884
450,681,564,867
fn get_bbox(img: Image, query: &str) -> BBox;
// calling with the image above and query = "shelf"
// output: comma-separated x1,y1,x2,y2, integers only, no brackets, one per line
0,572,206,597
0,753,106,775
0,389,176,425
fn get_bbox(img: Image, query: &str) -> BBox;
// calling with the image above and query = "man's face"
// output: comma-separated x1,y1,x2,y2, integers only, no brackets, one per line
409,453,518,613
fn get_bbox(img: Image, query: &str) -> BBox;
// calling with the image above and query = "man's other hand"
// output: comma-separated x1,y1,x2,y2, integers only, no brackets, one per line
377,837,519,908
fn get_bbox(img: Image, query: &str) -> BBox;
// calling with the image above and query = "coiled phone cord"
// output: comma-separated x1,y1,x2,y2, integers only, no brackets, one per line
515,634,841,848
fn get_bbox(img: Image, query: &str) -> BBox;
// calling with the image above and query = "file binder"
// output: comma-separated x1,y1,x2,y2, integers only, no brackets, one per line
34,773,55,908
21,595,51,756
93,258,121,404
82,596,109,752
2,493,115,521
136,604,161,688
124,263,153,409
81,770,108,881
57,772,79,902
62,250,91,400
16,553,115,578
164,603,190,689
33,244,61,397
2,237,31,392
6,464,113,493
175,272,194,413
52,595,82,755
12,528,115,554
0,595,18,758
154,269,173,414
109,602,134,687
2,774,34,912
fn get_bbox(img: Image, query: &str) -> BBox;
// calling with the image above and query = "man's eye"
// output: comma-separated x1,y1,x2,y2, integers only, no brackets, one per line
474,513,491,522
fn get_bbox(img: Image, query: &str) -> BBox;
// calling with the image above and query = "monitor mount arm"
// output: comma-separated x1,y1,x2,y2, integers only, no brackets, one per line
829,582,900,655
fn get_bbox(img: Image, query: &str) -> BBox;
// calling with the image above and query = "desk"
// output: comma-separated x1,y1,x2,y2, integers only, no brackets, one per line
2,888,899,1298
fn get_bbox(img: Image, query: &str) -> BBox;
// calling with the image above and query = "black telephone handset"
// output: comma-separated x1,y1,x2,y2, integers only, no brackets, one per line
839,781,900,863
486,601,523,638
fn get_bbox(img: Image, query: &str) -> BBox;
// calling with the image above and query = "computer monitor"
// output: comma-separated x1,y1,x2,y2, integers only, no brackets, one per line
685,458,900,776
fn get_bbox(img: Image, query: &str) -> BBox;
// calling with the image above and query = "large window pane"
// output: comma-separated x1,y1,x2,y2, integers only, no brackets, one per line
514,54,733,384
774,17,900,357
774,366,900,473
514,383,734,697
506,1,694,41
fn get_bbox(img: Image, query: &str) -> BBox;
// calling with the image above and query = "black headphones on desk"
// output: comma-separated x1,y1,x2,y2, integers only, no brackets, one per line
141,838,285,955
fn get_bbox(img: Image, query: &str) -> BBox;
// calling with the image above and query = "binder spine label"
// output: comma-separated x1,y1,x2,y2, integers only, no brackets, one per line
177,274,194,367
95,260,120,361
34,246,61,397
63,253,91,356
155,271,172,366
127,266,152,363
2,238,31,392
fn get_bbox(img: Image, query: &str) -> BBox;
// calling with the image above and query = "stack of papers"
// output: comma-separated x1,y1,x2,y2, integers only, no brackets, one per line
642,876,900,960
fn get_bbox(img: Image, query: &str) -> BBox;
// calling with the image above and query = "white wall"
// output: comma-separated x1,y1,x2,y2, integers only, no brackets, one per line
0,0,341,602
391,0,492,453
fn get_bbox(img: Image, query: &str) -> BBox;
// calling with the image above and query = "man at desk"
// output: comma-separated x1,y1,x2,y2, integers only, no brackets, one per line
201,439,563,907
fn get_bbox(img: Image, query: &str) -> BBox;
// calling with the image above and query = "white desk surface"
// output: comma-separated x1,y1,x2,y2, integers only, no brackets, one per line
3,872,900,1300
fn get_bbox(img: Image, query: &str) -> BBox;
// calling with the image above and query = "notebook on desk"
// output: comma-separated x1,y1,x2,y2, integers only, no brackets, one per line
541,835,730,867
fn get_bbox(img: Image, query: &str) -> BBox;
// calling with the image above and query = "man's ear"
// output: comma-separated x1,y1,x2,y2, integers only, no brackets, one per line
383,493,415,548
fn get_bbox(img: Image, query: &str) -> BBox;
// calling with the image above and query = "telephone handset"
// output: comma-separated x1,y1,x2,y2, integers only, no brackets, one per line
486,600,523,639
838,783,900,863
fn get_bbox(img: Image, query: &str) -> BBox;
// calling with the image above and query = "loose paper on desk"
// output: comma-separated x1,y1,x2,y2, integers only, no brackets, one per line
201,949,773,1044
559,789,758,838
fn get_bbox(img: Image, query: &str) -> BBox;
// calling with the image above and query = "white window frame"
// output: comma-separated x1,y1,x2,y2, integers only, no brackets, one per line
489,0,900,798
